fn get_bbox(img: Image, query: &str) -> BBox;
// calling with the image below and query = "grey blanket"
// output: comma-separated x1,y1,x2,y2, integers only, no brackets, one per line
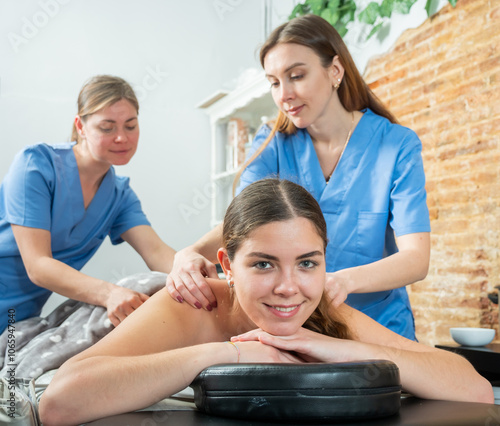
0,272,166,380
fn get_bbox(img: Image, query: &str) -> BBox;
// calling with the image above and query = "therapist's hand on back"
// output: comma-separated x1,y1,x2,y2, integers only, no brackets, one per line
165,246,218,311
106,286,150,327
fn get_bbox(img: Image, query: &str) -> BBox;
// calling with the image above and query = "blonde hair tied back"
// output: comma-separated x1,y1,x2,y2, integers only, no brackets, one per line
71,75,139,143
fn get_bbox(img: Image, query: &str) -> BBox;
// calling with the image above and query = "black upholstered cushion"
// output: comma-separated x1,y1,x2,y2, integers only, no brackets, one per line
190,360,401,422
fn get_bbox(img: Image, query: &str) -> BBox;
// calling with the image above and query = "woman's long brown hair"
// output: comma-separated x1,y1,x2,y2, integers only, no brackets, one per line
233,14,397,195
223,178,351,339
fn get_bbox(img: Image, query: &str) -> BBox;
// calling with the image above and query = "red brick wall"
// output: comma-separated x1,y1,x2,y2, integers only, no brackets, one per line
363,0,500,345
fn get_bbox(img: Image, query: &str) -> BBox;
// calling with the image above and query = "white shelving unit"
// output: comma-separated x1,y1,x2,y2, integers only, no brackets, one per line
198,72,277,227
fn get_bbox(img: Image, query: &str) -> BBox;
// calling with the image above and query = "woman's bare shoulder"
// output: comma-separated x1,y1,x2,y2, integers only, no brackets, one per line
71,286,225,362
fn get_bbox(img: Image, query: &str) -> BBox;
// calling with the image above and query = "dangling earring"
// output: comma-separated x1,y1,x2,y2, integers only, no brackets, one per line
227,276,234,288
334,78,341,89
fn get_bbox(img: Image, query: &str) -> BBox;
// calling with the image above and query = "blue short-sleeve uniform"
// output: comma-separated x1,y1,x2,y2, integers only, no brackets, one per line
237,109,430,340
0,142,150,332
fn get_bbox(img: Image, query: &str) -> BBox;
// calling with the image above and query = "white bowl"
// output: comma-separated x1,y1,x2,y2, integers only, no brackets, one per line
450,327,495,347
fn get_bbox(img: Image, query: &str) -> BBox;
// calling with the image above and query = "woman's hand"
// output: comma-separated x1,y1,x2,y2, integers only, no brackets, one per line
165,247,219,310
105,286,150,327
232,328,361,364
234,340,304,364
325,271,350,307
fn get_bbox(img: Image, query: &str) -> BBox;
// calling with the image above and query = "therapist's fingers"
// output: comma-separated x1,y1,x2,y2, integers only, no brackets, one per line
325,285,347,308
165,274,184,303
324,274,348,307
166,270,215,310
138,292,150,303
107,309,123,328
191,260,219,304
192,265,219,303
176,271,215,310
122,293,149,313
106,288,150,327
329,291,346,308
108,314,120,328
117,289,149,310
166,260,219,309
108,303,137,328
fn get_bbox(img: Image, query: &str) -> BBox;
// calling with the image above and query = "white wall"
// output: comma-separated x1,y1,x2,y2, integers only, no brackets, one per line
0,0,443,313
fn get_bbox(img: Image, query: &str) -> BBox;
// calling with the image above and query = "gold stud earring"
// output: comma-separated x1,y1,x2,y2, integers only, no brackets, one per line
334,78,341,89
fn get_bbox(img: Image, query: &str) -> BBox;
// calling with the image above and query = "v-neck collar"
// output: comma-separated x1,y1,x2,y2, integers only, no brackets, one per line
67,149,114,224
83,168,114,212
294,110,375,210
69,147,114,212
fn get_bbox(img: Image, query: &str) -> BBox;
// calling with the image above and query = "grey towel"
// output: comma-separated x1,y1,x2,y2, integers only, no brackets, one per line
0,272,166,380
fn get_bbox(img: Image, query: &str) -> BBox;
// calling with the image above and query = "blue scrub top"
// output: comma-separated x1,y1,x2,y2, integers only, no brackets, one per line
237,109,431,340
0,142,150,332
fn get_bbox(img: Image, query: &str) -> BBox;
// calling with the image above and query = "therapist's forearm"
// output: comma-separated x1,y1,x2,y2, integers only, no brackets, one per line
141,243,176,274
336,242,430,294
27,256,117,307
191,223,223,263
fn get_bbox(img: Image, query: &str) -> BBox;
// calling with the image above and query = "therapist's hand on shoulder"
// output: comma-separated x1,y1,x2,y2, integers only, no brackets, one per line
325,272,350,308
106,286,150,327
165,247,218,311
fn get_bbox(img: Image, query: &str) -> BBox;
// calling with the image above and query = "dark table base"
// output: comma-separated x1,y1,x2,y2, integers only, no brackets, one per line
88,397,500,426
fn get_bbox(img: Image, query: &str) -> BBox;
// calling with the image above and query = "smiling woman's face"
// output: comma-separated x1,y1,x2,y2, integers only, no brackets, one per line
224,216,326,336
76,98,139,167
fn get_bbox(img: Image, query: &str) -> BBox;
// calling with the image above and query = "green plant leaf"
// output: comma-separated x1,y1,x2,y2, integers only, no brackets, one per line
424,0,433,16
321,8,341,26
289,3,306,19
340,0,357,13
380,0,395,18
366,22,384,39
339,0,356,24
308,0,327,15
393,0,418,15
327,0,341,11
340,7,356,25
334,21,349,37
359,2,380,25
288,0,451,42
